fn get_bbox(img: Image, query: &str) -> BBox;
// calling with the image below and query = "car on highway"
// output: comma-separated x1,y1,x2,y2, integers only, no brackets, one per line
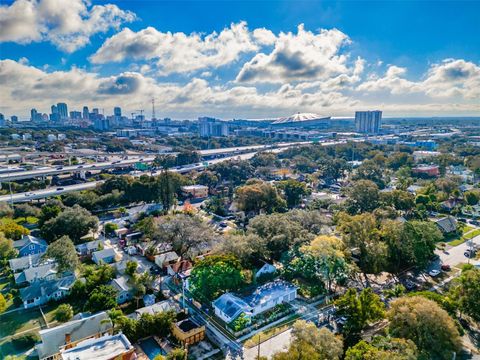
429,269,441,277
56,187,64,191
78,165,84,168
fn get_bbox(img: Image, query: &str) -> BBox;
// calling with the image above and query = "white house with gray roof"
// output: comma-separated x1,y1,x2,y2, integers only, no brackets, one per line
213,280,297,323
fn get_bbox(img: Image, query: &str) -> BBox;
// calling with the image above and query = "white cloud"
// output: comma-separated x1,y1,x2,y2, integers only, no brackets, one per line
235,25,353,83
357,59,480,100
0,0,135,52
90,22,262,75
1,53,479,118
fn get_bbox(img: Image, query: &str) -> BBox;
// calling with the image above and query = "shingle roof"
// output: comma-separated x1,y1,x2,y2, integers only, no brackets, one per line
36,311,112,359
155,251,179,264
19,275,76,302
14,262,57,284
9,253,44,272
110,275,132,292
92,248,116,261
13,235,47,251
435,216,457,233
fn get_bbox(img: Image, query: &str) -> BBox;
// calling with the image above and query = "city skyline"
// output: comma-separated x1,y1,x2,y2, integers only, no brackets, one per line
1,0,479,119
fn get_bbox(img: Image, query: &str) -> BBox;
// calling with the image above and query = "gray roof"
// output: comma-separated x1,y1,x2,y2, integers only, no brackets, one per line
92,248,116,261
13,235,47,251
60,333,132,360
244,280,296,308
20,275,75,302
155,251,179,264
213,293,251,320
435,216,457,233
76,240,105,252
110,275,133,292
133,300,178,319
36,311,112,359
9,253,44,272
14,262,57,284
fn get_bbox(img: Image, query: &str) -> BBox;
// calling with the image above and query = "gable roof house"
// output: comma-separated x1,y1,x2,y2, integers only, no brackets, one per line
154,251,180,268
255,263,277,280
75,240,106,256
110,275,134,304
14,262,58,285
13,235,48,257
434,216,458,234
35,311,113,360
92,248,117,265
9,253,46,273
20,274,76,309
213,280,297,323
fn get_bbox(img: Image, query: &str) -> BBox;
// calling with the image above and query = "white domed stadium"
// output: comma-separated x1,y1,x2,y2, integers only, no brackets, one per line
271,112,331,127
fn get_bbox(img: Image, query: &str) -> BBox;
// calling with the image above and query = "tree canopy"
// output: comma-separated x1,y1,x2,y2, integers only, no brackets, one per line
189,255,244,302
388,296,461,360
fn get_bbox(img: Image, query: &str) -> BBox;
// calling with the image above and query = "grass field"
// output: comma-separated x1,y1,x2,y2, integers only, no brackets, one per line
0,304,60,359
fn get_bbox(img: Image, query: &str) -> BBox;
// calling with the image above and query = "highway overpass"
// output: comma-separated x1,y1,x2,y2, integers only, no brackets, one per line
0,142,306,182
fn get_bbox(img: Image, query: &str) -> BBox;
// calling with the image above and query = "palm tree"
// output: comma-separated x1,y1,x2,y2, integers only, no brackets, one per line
105,308,125,333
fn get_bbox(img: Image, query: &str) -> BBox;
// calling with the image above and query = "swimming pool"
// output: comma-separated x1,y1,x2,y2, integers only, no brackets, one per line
139,337,166,359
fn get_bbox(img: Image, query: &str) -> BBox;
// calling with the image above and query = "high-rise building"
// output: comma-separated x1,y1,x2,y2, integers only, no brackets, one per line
82,106,89,120
11,115,18,122
92,108,99,115
198,117,229,137
70,111,82,119
93,117,110,131
30,109,38,122
114,107,122,117
355,110,382,134
0,113,5,127
57,103,68,119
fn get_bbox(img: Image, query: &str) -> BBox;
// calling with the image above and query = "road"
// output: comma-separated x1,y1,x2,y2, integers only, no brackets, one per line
0,142,309,182
0,147,288,203
435,235,480,268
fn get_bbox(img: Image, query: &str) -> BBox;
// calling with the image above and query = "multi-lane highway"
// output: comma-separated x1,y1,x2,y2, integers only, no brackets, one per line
0,149,279,204
0,142,308,182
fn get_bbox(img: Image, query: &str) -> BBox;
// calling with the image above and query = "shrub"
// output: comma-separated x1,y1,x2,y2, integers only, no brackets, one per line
12,333,40,349
55,303,74,322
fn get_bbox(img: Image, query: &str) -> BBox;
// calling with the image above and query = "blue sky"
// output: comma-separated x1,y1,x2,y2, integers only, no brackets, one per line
1,0,479,119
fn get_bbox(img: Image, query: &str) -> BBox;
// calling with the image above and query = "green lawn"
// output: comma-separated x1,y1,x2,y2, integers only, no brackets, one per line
0,303,60,339
0,304,62,359
447,227,480,247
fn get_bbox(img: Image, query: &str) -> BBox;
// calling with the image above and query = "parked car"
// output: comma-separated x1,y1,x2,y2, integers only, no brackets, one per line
464,250,476,258
404,279,417,290
441,264,451,271
429,269,441,277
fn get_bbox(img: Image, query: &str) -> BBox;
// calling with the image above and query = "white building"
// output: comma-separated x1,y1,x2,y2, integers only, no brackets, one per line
213,280,297,323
